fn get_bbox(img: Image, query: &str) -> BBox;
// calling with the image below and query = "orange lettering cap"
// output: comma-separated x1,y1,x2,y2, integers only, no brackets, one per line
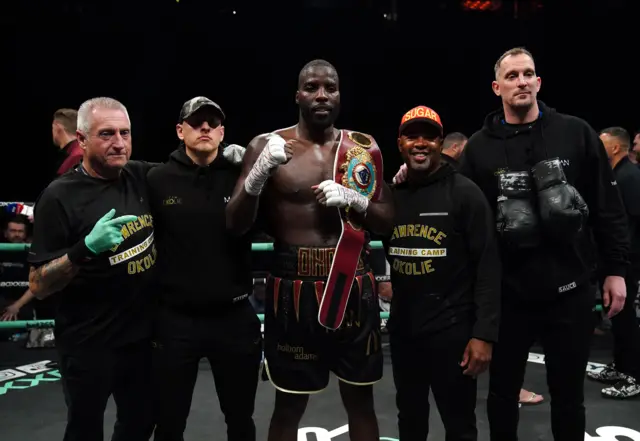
399,105,443,135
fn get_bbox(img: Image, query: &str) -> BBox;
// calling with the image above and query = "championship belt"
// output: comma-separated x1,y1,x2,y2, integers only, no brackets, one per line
318,130,383,330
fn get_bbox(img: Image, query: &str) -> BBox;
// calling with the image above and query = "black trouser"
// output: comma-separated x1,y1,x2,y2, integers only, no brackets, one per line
57,341,154,441
152,301,262,441
390,323,477,441
487,284,595,441
612,274,640,380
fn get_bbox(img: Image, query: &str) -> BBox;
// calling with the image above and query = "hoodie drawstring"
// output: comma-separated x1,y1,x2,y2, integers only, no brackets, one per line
499,110,547,172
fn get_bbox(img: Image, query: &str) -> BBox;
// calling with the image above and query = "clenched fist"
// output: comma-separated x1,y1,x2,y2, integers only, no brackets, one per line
313,180,369,214
244,133,296,196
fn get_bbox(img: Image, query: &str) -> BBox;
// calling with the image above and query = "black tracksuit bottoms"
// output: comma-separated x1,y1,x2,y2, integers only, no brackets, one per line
151,300,263,441
487,283,595,441
611,272,640,381
390,322,478,441
57,340,154,441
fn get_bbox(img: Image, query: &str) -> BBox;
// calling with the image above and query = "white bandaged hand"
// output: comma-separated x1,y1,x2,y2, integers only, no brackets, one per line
317,180,369,214
244,133,288,196
222,144,246,165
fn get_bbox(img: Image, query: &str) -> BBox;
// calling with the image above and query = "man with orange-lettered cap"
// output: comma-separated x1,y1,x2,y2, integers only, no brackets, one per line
382,104,501,441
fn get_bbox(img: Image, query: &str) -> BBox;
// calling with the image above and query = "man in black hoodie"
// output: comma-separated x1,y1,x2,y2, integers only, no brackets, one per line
459,47,629,441
588,127,640,399
385,106,501,441
441,132,468,169
147,97,261,441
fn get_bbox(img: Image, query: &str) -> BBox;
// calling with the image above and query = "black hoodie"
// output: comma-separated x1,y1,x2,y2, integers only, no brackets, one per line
147,146,252,313
459,101,629,300
612,157,640,277
383,163,501,342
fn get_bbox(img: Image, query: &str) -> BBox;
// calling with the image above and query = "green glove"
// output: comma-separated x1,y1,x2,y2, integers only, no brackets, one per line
84,209,138,254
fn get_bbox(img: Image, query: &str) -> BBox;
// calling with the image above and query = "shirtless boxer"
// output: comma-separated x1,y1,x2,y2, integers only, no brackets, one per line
226,59,394,441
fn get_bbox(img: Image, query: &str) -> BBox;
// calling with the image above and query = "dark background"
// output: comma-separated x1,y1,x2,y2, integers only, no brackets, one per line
1,0,636,203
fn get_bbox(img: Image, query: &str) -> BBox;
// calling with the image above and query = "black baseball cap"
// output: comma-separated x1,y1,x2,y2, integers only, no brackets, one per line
179,96,225,122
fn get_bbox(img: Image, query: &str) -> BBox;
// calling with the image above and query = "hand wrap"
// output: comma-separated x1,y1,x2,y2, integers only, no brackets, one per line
244,134,287,196
317,180,369,214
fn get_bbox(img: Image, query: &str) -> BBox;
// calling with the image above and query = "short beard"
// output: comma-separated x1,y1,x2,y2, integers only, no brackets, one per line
301,107,338,130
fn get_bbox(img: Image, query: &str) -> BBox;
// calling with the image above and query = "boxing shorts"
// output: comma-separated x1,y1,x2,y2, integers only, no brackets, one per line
262,244,383,394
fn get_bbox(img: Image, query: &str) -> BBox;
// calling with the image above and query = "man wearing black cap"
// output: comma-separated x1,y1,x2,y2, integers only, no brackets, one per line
385,105,500,441
147,96,260,441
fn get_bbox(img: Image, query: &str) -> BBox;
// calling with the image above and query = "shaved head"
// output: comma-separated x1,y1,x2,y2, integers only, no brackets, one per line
298,59,338,89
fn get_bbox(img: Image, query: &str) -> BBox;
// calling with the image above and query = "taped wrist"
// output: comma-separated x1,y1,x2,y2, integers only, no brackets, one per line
67,239,96,265
244,149,278,196
345,188,369,214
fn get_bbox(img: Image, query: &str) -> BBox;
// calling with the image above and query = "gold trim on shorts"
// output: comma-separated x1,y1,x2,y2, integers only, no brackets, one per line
262,359,326,395
296,247,364,277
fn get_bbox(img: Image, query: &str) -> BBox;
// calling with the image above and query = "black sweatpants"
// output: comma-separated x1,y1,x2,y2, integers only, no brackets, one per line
390,323,478,441
152,301,262,441
57,341,154,441
612,274,640,380
487,284,595,441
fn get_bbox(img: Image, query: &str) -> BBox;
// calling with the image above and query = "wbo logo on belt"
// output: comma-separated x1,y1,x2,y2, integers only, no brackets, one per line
340,132,378,211
318,130,383,330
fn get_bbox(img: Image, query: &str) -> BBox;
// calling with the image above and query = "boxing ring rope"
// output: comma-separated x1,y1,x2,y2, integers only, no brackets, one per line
0,201,605,331
0,313,393,331
0,235,604,332
0,222,393,329
0,242,385,253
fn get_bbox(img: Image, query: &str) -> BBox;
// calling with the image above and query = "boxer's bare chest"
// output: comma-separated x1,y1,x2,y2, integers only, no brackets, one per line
270,133,339,202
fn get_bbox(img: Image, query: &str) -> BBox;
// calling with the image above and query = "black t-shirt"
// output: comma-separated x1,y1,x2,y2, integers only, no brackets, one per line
28,161,157,352
0,249,30,301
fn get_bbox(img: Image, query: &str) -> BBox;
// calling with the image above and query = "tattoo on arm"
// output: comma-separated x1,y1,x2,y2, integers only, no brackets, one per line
29,255,79,299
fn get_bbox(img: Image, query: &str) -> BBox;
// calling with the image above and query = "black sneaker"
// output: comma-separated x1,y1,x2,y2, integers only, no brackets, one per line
588,363,624,383
601,375,640,399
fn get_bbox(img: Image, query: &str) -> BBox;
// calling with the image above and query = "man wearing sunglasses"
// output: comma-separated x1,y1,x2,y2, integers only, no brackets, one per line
147,97,261,441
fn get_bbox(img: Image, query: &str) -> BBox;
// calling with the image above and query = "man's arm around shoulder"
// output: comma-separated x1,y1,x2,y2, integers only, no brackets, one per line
226,134,269,235
126,160,162,178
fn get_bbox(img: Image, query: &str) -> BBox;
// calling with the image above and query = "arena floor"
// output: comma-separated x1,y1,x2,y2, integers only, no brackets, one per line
1,335,639,441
